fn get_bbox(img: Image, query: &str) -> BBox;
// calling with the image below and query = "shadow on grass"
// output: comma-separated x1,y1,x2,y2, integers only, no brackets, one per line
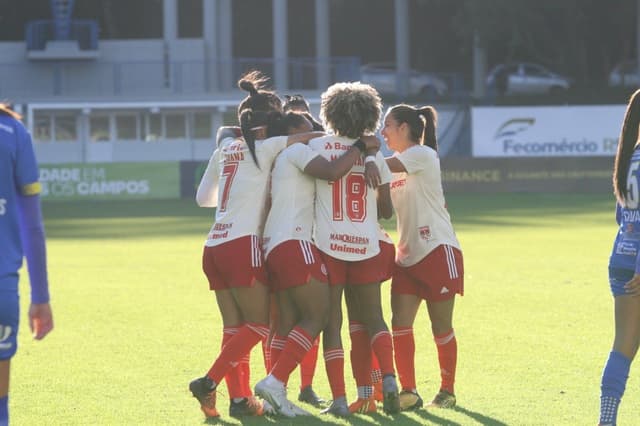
453,405,509,425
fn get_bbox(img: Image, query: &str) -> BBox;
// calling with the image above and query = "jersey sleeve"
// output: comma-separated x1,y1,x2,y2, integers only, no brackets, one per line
14,122,41,196
196,146,222,207
395,146,431,175
376,151,393,185
262,136,289,162
286,143,320,171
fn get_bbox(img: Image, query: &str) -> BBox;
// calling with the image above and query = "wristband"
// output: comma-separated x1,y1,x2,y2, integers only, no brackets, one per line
365,155,376,164
352,139,366,153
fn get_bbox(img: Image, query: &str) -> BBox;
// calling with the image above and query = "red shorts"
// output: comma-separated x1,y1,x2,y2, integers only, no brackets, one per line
202,235,267,291
320,249,387,287
378,241,396,283
266,240,328,292
391,245,464,301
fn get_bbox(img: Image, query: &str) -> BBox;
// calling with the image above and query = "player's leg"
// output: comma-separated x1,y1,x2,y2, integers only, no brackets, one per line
344,286,376,413
390,275,422,410
599,294,640,425
298,337,324,406
425,297,456,408
0,360,9,424
0,284,20,425
321,283,349,416
347,281,399,414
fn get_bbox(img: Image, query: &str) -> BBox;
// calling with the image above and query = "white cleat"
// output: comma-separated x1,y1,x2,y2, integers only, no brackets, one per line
254,376,296,418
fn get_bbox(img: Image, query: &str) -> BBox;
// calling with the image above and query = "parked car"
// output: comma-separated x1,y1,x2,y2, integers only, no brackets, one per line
486,62,571,95
608,60,640,87
359,62,448,98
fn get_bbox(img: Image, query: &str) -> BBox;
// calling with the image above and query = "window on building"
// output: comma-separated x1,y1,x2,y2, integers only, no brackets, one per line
54,115,77,142
115,114,138,140
165,113,186,139
90,116,110,142
33,113,52,142
145,113,162,141
192,112,212,139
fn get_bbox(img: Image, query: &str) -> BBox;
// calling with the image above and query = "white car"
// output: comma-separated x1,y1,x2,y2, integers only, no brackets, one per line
359,63,448,98
486,63,571,95
608,60,640,87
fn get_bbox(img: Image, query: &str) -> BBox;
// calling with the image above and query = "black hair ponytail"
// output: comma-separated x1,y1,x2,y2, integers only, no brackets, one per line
418,106,438,152
614,89,640,205
239,109,260,168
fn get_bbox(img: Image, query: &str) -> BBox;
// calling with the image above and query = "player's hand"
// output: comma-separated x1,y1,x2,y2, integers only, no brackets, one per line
365,161,381,189
29,302,53,340
361,135,381,151
624,274,640,296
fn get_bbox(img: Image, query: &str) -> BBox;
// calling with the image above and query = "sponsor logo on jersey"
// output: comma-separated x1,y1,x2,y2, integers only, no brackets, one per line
419,226,431,240
615,241,637,256
329,233,369,245
329,243,367,255
391,179,406,189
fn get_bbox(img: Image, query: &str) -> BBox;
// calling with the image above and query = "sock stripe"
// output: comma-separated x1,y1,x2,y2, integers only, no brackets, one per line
246,323,270,339
349,321,366,333
392,328,413,337
271,337,287,350
324,349,344,361
289,329,313,351
434,330,455,346
371,330,391,344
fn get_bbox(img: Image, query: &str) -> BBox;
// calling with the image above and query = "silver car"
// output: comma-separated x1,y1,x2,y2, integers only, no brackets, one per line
608,60,640,87
359,62,448,98
487,62,571,95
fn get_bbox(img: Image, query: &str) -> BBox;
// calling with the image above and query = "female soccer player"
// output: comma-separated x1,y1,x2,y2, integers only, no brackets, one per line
0,104,54,425
255,111,378,417
308,82,400,416
189,72,323,419
599,88,640,426
381,104,463,411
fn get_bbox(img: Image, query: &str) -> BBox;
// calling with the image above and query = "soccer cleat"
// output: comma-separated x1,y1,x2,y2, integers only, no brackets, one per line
373,380,383,402
254,376,297,418
229,396,268,418
382,375,400,414
189,376,219,418
320,396,350,417
428,389,456,408
399,390,423,411
348,397,377,414
298,385,327,407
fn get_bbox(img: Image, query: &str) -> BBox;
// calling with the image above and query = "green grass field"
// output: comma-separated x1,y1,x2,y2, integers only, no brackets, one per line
8,193,630,425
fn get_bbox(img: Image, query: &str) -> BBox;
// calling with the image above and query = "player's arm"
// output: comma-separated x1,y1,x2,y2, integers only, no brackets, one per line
17,193,53,339
376,183,392,219
385,156,407,173
303,139,371,181
285,131,326,146
196,148,221,207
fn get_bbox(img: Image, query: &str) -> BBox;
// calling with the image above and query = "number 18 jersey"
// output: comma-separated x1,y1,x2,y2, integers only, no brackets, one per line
610,148,640,273
308,135,392,261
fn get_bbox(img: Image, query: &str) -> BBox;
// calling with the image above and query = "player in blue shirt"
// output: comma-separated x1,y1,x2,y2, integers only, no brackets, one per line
600,89,640,426
0,104,53,426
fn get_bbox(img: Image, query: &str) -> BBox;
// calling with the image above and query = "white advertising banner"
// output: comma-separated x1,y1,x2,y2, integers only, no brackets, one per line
472,105,626,157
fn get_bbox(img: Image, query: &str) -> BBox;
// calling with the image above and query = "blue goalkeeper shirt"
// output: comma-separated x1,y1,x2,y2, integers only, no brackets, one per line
610,148,640,274
0,113,41,287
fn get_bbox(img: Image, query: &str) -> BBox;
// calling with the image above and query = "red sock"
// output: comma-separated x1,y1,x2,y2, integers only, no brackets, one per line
371,351,382,384
221,327,244,399
349,322,372,387
324,348,346,399
393,327,415,391
272,327,314,383
262,336,271,373
434,329,457,394
239,353,251,397
206,322,270,384
300,336,319,390
371,330,395,377
269,335,287,376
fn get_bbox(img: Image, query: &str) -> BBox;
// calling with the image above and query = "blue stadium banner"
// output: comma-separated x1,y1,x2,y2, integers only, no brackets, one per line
39,162,180,200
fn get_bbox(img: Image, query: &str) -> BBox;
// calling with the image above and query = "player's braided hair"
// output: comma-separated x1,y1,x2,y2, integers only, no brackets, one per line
237,71,283,168
320,82,381,139
387,104,438,152
614,89,640,205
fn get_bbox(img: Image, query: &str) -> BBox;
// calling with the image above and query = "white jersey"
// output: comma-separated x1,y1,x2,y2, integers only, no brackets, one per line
378,223,394,245
309,135,393,261
390,144,460,266
197,135,288,247
263,143,320,257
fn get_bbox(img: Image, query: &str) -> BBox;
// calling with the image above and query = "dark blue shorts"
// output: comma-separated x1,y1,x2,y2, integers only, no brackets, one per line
609,267,635,297
0,279,20,360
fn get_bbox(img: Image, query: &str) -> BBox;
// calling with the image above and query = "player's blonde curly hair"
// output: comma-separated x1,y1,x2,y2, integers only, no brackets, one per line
319,82,382,139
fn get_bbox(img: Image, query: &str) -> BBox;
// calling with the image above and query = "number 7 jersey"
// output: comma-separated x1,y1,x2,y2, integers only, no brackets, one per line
309,135,393,261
